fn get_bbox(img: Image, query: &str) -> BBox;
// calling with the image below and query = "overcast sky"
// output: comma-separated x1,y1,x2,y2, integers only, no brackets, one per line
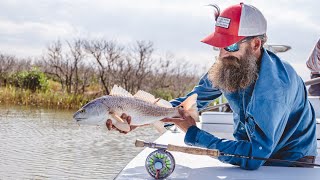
0,0,319,80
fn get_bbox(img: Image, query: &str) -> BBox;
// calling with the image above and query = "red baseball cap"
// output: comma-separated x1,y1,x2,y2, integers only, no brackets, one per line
201,3,267,48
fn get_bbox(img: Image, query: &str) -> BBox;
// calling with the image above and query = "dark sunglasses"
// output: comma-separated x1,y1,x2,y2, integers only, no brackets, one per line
212,36,257,52
224,36,256,52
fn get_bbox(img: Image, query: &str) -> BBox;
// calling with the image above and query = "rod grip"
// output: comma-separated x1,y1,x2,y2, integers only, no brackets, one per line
167,144,220,157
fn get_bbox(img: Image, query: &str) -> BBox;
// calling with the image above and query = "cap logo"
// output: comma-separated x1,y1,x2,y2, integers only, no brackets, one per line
215,17,230,28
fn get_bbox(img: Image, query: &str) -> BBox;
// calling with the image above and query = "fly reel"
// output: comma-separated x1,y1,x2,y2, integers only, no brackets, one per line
145,149,175,179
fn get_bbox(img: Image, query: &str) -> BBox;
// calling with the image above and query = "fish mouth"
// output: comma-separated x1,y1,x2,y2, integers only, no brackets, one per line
74,118,87,122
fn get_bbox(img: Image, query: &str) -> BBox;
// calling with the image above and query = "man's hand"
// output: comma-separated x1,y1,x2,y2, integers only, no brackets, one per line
106,113,138,134
161,108,196,132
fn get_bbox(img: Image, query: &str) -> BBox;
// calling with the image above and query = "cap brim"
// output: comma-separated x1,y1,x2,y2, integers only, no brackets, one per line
201,31,245,48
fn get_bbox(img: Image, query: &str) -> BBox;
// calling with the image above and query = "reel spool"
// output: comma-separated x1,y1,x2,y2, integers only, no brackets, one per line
145,149,175,179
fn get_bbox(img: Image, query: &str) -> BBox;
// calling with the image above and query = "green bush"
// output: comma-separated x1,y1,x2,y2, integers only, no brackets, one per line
9,68,48,92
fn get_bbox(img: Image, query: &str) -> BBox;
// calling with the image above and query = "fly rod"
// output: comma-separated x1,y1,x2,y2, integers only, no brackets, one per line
135,139,320,167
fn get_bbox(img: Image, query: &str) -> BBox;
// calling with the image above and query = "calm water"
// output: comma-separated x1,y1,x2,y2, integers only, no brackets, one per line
0,105,160,179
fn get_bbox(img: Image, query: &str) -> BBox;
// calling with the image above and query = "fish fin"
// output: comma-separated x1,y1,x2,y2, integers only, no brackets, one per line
155,99,173,108
134,90,172,108
180,94,199,122
113,122,131,132
110,85,133,97
134,90,157,102
110,112,130,132
152,121,166,133
110,112,125,123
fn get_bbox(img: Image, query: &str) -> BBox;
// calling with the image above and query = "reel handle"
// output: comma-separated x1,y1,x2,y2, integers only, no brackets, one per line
135,139,146,147
135,139,220,157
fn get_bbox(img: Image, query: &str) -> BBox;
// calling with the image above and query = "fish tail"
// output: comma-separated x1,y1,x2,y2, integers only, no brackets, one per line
180,93,199,122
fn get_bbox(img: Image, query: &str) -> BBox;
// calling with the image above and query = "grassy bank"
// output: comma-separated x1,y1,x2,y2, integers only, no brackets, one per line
0,86,95,110
0,85,227,110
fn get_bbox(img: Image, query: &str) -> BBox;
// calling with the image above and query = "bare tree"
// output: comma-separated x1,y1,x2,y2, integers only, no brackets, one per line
134,41,154,91
0,54,16,86
43,41,64,90
1,38,201,102
83,40,109,93
14,58,32,72
170,60,199,97
84,40,124,94
43,40,75,93
142,53,200,99
78,63,96,94
151,53,175,89
67,39,85,94
103,41,124,88
122,41,154,93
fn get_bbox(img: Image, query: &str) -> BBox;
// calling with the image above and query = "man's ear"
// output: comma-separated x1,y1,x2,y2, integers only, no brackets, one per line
251,38,262,51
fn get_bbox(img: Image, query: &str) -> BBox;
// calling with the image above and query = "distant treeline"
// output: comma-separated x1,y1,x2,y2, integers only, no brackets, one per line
0,39,202,108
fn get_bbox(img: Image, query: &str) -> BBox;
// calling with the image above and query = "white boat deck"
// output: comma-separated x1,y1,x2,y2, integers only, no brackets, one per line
116,129,320,180
116,96,320,179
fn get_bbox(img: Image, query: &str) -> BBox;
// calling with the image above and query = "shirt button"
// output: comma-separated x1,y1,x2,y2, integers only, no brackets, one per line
240,127,244,130
259,146,262,150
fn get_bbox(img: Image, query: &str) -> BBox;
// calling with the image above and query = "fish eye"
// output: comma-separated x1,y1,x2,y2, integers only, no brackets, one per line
80,109,85,113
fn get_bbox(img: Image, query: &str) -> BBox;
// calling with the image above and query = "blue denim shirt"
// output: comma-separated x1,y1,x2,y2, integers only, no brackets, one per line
171,49,317,170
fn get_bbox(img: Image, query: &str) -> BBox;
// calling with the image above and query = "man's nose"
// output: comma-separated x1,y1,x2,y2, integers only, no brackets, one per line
219,48,230,58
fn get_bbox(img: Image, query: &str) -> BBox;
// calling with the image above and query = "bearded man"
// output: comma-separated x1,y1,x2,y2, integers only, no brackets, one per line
167,3,317,170
107,3,317,170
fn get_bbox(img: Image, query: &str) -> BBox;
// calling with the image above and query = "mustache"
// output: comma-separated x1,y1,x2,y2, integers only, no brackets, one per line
220,56,241,68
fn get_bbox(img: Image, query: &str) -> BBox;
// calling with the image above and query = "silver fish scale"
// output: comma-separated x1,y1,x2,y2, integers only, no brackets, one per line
101,95,179,117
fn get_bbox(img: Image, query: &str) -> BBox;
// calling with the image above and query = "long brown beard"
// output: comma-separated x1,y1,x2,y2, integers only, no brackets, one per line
208,48,259,92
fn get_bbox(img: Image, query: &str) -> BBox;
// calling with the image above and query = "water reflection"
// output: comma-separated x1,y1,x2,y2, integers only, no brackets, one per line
0,105,160,179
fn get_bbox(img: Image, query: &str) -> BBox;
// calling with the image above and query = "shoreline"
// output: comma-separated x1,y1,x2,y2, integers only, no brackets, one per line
0,86,97,110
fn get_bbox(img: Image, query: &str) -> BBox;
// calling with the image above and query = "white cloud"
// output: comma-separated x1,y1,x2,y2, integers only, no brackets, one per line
0,43,42,58
0,18,78,38
0,0,319,69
